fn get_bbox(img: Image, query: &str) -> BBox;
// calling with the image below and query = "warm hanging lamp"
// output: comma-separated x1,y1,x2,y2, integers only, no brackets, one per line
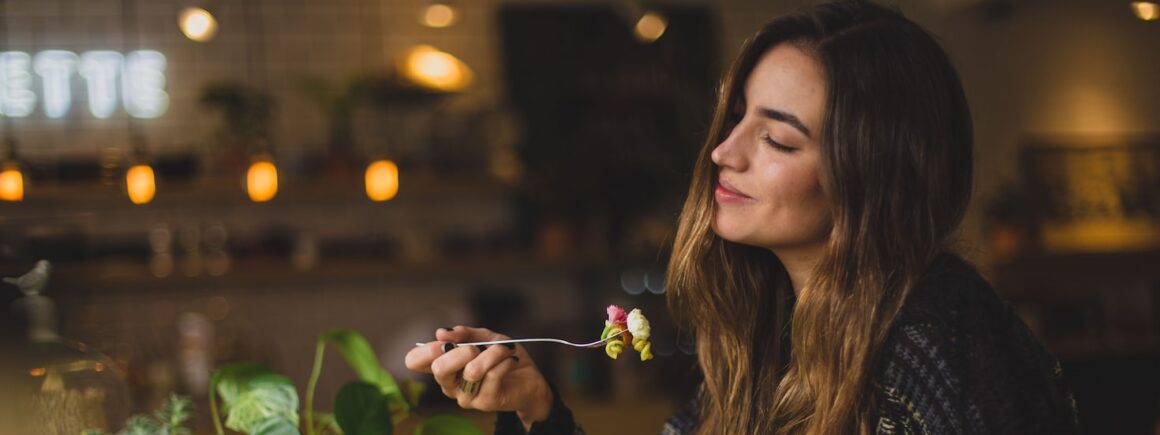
360,0,398,203
238,0,278,203
122,2,156,205
125,163,155,204
122,123,156,207
0,159,23,202
0,1,23,202
365,159,399,202
1131,1,1159,20
400,45,473,92
124,137,156,206
246,154,278,202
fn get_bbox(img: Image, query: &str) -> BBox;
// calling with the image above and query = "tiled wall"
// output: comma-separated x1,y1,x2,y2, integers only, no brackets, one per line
1,0,774,162
0,0,471,160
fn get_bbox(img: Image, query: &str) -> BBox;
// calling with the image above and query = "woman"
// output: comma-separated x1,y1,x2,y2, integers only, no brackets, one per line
406,1,1080,433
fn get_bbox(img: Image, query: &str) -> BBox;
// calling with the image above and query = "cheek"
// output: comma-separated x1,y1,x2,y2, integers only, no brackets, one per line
796,175,832,234
765,163,830,225
794,166,825,205
760,164,811,202
800,183,831,228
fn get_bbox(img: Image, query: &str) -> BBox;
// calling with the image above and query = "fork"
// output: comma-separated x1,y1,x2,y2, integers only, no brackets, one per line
415,330,626,349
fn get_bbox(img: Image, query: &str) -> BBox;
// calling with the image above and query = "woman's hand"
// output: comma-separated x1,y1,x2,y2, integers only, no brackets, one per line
405,326,553,430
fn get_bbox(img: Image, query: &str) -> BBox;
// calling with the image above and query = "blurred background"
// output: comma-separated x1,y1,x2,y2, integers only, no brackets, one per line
0,0,1156,433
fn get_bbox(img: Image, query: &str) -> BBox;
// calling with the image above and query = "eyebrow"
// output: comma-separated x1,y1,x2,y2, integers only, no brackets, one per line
757,106,812,139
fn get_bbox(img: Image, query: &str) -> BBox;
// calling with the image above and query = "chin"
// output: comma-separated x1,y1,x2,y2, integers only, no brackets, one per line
711,222,760,247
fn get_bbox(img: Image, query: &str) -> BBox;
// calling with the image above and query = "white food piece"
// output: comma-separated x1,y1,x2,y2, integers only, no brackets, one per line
627,308,650,340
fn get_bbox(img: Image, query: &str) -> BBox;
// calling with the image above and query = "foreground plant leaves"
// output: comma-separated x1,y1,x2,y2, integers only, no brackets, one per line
413,414,484,435
334,381,392,435
211,362,299,434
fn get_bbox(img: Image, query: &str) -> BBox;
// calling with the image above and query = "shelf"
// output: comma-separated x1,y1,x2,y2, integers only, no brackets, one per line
37,251,627,297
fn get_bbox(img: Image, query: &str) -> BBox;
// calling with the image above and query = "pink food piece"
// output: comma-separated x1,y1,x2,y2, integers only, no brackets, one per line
606,304,628,325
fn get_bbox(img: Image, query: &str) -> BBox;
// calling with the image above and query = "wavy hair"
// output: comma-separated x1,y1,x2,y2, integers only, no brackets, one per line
666,1,973,433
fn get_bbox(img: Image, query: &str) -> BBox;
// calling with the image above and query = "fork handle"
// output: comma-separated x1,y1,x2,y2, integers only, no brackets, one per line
453,338,530,347
412,330,623,348
413,339,531,348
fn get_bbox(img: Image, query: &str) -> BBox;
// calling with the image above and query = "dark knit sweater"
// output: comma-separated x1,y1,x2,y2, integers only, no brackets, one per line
496,254,1080,434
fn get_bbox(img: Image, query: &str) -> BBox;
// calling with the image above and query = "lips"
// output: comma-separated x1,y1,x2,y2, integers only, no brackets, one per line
715,178,753,202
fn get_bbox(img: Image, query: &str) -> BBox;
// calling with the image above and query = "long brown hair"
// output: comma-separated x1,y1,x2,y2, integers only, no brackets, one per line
666,1,973,433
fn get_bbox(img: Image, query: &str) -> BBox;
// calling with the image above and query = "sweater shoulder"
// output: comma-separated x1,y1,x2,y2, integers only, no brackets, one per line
872,254,1080,434
894,254,998,326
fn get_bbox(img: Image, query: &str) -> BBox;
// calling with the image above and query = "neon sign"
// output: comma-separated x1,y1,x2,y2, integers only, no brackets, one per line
79,51,122,119
0,50,168,119
0,52,35,118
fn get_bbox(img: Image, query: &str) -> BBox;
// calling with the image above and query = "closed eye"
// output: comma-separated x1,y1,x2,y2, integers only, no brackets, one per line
762,134,797,153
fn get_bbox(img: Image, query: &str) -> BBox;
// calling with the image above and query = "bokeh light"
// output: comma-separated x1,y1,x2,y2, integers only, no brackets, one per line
178,7,218,42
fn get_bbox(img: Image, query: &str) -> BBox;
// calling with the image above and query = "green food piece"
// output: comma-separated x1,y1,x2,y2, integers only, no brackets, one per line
600,321,614,341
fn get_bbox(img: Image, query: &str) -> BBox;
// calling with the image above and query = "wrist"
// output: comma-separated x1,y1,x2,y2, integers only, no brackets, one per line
516,380,553,430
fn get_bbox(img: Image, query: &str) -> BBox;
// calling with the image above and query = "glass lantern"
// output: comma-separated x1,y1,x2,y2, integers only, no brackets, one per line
0,260,131,434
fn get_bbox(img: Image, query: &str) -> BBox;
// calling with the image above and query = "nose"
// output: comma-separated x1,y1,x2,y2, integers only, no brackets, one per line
711,123,747,171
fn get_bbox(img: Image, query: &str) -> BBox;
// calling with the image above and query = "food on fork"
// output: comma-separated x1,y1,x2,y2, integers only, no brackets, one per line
601,305,628,359
627,308,653,361
600,304,653,361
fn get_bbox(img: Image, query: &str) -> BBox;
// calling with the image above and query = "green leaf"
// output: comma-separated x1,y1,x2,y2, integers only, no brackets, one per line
335,381,393,435
388,394,413,426
224,372,297,414
118,414,160,435
413,415,484,435
249,416,302,435
319,330,397,391
223,382,300,433
212,362,272,407
157,393,194,431
211,362,300,434
319,329,407,410
312,412,343,435
402,379,425,408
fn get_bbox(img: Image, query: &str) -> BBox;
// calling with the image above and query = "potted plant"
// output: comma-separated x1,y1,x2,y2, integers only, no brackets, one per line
199,81,275,174
209,328,481,435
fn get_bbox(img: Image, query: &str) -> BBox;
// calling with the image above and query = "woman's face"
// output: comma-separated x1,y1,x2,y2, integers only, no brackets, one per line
711,43,832,254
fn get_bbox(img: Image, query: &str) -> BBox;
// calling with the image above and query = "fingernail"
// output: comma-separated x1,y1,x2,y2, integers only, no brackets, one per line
502,343,516,350
474,345,488,352
442,342,455,353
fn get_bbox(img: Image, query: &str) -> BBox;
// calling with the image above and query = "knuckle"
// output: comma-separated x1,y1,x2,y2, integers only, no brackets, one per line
483,365,503,382
456,394,474,409
430,358,447,376
463,360,483,381
440,386,457,399
475,396,497,412
489,330,510,340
